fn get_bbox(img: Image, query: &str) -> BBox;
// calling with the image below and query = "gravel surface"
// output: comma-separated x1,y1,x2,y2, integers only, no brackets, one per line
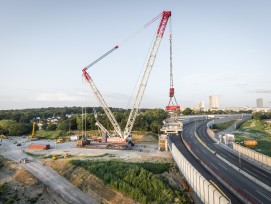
0,138,97,204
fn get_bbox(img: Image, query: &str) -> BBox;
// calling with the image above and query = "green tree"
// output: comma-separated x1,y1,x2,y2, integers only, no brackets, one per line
57,120,70,131
150,121,161,133
182,108,193,115
46,124,57,131
8,123,31,136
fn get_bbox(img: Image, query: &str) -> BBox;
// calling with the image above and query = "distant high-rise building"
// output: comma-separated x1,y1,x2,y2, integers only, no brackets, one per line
198,101,205,111
209,96,219,110
256,98,263,108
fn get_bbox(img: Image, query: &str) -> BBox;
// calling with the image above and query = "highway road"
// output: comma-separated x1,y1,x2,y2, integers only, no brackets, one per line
196,121,271,188
0,139,96,204
182,122,271,204
169,124,242,204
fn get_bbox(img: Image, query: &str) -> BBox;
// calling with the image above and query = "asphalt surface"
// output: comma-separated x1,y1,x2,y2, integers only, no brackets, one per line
0,139,96,204
197,121,271,188
169,123,242,204
182,122,271,204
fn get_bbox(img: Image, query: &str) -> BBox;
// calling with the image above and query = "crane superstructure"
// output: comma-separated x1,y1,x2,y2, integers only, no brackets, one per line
82,11,171,143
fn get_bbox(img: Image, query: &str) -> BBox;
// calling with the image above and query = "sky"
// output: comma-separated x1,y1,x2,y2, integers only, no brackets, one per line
0,0,271,110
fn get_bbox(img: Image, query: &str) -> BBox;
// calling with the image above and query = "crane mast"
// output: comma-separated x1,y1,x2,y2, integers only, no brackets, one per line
124,11,171,139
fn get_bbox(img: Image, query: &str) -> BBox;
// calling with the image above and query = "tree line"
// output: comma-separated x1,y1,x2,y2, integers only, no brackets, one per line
0,107,168,136
252,112,271,121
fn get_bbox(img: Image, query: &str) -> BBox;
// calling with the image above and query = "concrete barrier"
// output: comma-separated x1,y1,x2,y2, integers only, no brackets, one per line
233,143,271,168
168,138,230,204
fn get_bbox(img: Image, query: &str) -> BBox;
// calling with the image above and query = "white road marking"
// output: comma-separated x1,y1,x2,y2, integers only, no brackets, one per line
244,189,263,204
209,163,218,170
218,163,228,171
256,190,271,201
245,169,257,178
252,168,268,178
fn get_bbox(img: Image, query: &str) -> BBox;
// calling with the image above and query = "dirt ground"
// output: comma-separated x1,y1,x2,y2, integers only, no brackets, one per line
1,135,194,204
44,153,189,204
45,159,138,204
0,156,67,204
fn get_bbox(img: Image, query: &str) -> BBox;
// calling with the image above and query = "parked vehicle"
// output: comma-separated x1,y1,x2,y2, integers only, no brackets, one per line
20,158,29,163
56,138,64,143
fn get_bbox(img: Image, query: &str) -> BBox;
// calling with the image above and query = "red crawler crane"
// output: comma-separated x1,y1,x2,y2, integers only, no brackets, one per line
82,11,172,143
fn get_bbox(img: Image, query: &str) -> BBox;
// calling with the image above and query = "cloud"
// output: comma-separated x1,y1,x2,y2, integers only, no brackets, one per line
255,89,271,94
34,93,81,102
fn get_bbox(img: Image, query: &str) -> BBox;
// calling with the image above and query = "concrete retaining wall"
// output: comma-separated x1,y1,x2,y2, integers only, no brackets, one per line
233,143,271,168
168,138,230,204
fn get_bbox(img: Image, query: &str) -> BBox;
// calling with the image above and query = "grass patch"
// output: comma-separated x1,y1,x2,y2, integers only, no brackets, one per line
234,119,271,156
0,156,4,169
43,154,63,159
70,160,187,203
25,152,45,159
88,153,115,158
212,120,236,130
27,196,39,204
0,183,8,197
36,130,62,139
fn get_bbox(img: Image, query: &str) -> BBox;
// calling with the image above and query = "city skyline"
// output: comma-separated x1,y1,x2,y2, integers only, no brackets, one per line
1,1,271,110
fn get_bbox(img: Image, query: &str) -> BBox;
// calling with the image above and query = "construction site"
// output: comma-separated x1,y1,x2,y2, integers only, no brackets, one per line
0,11,191,204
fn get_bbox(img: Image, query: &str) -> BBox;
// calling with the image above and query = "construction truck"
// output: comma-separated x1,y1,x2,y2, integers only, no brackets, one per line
56,138,64,143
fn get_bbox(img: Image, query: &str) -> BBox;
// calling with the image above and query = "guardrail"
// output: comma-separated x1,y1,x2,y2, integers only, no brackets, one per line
233,143,271,168
168,137,230,204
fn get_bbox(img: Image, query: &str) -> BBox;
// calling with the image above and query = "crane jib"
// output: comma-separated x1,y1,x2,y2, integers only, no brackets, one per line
84,45,119,70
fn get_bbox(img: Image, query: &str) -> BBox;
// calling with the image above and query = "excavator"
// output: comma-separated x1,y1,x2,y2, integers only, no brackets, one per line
28,122,38,140
82,11,172,144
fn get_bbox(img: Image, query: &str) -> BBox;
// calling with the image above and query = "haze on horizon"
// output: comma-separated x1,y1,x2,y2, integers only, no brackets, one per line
0,0,271,110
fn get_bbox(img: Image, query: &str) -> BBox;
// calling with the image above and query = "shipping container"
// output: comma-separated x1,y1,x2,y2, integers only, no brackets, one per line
29,143,50,150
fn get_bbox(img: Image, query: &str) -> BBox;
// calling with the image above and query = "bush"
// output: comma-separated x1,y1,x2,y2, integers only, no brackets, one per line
70,160,187,203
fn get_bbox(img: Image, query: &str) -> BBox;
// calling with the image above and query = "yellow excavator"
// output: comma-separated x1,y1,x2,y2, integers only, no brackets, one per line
28,122,36,140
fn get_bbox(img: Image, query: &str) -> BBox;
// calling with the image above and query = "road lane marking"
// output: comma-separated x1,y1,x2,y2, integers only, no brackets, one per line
218,163,228,171
245,169,258,178
244,189,263,204
252,168,268,178
209,163,218,170
256,190,271,201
